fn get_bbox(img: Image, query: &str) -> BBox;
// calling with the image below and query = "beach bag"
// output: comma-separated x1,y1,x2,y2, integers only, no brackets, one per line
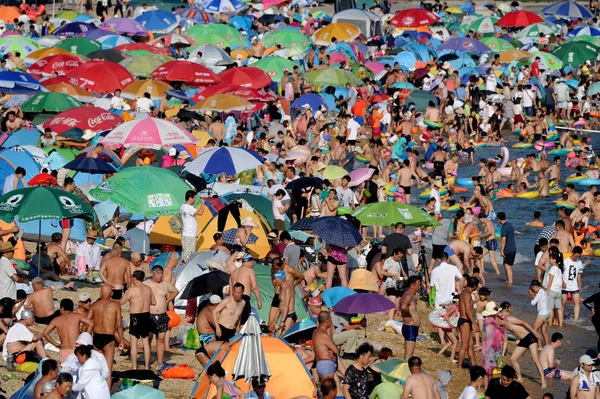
169,212,183,234
161,364,195,379
185,328,201,350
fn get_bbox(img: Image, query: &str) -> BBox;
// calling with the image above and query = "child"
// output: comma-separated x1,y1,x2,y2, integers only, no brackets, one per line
526,211,544,227
437,297,459,364
529,280,550,349
474,287,491,351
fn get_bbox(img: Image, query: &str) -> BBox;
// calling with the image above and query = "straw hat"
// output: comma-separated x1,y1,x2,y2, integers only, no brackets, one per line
316,162,327,171
241,217,258,227
178,150,191,160
482,301,498,317
0,242,14,253
85,230,98,239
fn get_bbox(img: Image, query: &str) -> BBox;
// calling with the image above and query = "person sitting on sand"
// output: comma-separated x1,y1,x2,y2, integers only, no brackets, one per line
401,357,440,399
540,332,573,381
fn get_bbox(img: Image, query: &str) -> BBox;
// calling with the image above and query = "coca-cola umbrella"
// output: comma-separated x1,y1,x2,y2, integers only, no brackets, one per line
218,67,272,90
66,60,134,94
114,42,171,56
99,117,197,149
152,60,221,85
43,106,124,134
27,54,85,76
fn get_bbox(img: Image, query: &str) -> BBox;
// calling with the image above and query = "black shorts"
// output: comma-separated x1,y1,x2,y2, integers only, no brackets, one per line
130,312,152,339
217,324,236,342
111,289,123,300
93,333,115,350
327,256,345,266
385,287,403,297
150,313,169,334
503,252,516,266
241,294,251,324
400,185,412,194
517,332,538,348
432,244,446,259
34,310,60,325
271,293,280,308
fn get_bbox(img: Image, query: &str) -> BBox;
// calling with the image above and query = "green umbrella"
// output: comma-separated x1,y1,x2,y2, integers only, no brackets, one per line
54,37,102,56
552,41,600,67
479,37,514,52
0,37,41,56
21,92,83,113
322,165,348,180
572,35,600,48
185,23,246,49
351,202,441,227
461,16,499,36
261,29,311,52
252,56,298,81
519,51,563,71
304,67,364,87
89,166,193,217
56,10,79,20
516,23,561,39
0,186,94,223
119,54,174,77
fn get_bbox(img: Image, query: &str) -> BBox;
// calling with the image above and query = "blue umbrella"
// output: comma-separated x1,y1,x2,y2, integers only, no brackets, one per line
326,42,356,62
291,93,326,113
200,0,245,14
183,147,263,176
229,15,253,32
52,22,96,37
289,217,318,231
97,34,134,50
94,200,119,228
174,8,214,23
322,287,357,308
541,1,593,20
63,157,118,174
393,51,417,70
0,71,44,94
310,216,362,248
85,29,114,40
319,93,337,110
165,89,189,101
135,10,179,33
569,26,600,37
438,37,491,53
458,66,481,77
392,82,416,90
283,318,317,342
73,14,95,22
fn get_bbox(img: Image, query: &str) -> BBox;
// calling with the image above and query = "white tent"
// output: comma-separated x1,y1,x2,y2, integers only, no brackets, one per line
332,9,383,38
173,250,228,307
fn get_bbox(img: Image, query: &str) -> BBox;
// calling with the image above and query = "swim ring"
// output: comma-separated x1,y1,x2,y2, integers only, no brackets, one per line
513,143,533,149
515,191,540,199
441,204,460,211
428,307,459,329
575,178,600,186
419,187,449,199
554,201,576,210
424,120,443,129
549,188,563,195
456,178,474,187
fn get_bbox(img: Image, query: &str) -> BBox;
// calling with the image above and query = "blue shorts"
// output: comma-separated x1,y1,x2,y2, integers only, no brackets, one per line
444,245,455,257
485,239,498,251
401,324,419,342
316,359,337,377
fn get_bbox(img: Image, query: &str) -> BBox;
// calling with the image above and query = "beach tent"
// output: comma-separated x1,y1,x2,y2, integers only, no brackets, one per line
112,383,165,399
172,250,229,307
149,208,216,248
0,129,40,147
192,336,316,399
0,220,25,260
0,147,41,190
332,9,382,38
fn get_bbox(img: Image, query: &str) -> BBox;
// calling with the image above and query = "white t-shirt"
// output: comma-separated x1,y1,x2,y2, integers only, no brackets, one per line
429,187,441,214
431,262,462,306
110,96,124,109
180,203,198,237
3,323,33,360
547,265,563,293
347,118,361,141
531,289,549,316
563,258,583,291
136,97,154,113
336,186,353,208
2,174,17,195
383,258,401,289
0,256,16,300
272,199,285,221
458,386,479,399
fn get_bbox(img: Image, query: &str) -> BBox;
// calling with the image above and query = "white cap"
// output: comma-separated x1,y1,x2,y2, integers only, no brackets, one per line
75,332,93,346
169,147,177,156
580,354,595,365
209,295,222,304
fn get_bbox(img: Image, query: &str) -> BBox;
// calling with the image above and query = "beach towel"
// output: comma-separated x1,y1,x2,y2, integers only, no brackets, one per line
482,317,504,376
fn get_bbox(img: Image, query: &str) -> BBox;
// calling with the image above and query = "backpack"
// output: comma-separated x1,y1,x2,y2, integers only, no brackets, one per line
169,212,183,234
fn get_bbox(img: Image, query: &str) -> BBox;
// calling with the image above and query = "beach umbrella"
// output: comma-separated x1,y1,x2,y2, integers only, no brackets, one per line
63,157,118,174
55,37,101,56
90,166,194,216
0,36,41,56
498,49,531,63
516,22,561,39
25,48,78,65
180,270,230,299
352,202,441,227
285,176,323,191
114,42,171,56
121,79,172,100
348,168,375,187
191,83,236,102
541,1,593,20
111,384,164,399
322,165,348,180
52,22,96,37
552,41,600,66
389,8,440,28
334,293,395,314
228,15,253,32
150,34,194,48
87,49,126,63
43,106,123,134
45,82,95,103
0,71,45,94
407,90,438,111
21,92,83,113
497,10,544,27
66,60,134,94
0,6,19,23
135,10,179,33
101,18,148,36
199,0,245,14
27,54,84,77
313,22,360,45
183,147,263,176
291,93,327,113
261,29,311,51
119,54,173,78
438,37,491,53
480,37,515,52
2,95,29,108
253,56,298,81
232,315,271,382
570,26,600,38
288,217,318,231
185,23,246,49
305,67,364,87
523,52,563,71
391,81,417,91
96,34,134,50
310,216,362,248
100,118,196,149
226,87,276,102
219,67,272,89
56,10,79,20
152,60,220,85
173,8,213,24
587,81,600,96
322,287,357,308
283,318,317,342
192,94,254,112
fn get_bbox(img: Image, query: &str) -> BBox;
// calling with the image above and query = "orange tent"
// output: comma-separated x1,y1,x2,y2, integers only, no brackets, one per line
193,336,316,399
0,6,20,23
0,221,25,260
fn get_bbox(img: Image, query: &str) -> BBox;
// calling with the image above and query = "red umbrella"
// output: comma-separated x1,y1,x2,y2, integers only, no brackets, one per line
114,42,171,55
191,83,236,102
152,60,220,85
389,8,440,28
28,173,58,186
497,10,544,27
218,66,272,90
43,106,124,134
369,93,389,102
227,87,277,102
40,76,69,86
27,54,85,76
66,60,134,94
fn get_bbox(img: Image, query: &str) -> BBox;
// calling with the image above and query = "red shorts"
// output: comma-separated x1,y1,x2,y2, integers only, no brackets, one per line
372,126,381,136
60,218,74,229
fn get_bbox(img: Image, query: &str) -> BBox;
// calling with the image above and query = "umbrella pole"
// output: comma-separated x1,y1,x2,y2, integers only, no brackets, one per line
38,219,41,275
143,214,147,255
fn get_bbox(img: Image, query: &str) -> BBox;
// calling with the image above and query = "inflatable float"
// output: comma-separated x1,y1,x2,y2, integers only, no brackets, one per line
419,187,449,199
476,142,487,148
459,222,481,246
550,188,564,195
441,204,460,211
566,176,587,184
452,186,468,193
575,178,600,186
513,142,533,149
548,147,575,156
534,142,556,151
516,191,540,199
554,201,576,210
428,307,459,329
424,120,443,129
456,177,474,187
495,147,512,177
497,189,515,198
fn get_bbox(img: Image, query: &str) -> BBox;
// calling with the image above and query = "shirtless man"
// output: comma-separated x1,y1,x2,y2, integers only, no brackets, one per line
321,189,339,217
478,214,500,275
143,265,178,369
99,255,129,300
591,192,600,221
313,311,340,381
497,302,546,388
34,359,58,399
303,261,327,290
539,332,572,381
570,355,599,399
445,241,483,273
210,233,230,255
42,299,94,363
213,282,246,339
475,186,496,221
47,233,70,275
210,118,225,143
229,253,261,325
401,357,440,399
195,295,229,367
27,278,58,325
398,159,420,204
120,270,155,370
424,101,440,122
88,284,123,376
537,171,550,197
580,186,597,209
566,183,581,204
269,257,303,333
5,111,25,132
196,295,219,336
400,276,422,360
444,153,459,182
547,157,562,182
551,220,574,254
74,293,92,322
128,252,145,276
457,277,480,370
273,270,296,335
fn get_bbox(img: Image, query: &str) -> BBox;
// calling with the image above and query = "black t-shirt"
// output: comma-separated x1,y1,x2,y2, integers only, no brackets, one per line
344,365,368,399
382,233,411,259
484,378,529,399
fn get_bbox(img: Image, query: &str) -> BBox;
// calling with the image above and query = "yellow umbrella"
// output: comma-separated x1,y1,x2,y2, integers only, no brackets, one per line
25,48,85,64
498,49,531,63
323,165,348,180
192,130,215,146
45,82,95,103
231,49,249,62
445,7,463,14
192,94,254,112
313,22,361,46
122,79,172,100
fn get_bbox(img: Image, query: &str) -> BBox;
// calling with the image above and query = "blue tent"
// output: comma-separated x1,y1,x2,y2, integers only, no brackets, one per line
291,93,327,117
0,148,40,189
19,218,87,242
1,129,40,147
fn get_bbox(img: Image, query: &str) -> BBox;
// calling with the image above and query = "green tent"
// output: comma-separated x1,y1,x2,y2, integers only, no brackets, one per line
407,90,438,112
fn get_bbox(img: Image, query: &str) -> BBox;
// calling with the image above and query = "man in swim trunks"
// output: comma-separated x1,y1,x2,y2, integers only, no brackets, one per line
398,159,420,204
457,276,479,370
273,270,296,335
88,284,123,379
42,299,93,363
120,270,155,370
27,278,60,325
99,253,130,300
400,276,422,360
213,283,246,342
47,233,70,275
229,253,262,325
313,311,341,382
540,332,573,380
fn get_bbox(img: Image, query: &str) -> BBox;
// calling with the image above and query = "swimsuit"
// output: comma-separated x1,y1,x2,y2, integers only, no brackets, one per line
485,239,498,251
241,294,251,324
401,324,419,342
443,245,456,257
271,293,280,308
285,312,297,323
316,359,337,377
544,367,563,379
93,333,115,350
457,317,472,329
516,332,538,348
130,312,152,339
34,310,60,325
217,324,236,342
111,289,123,300
150,313,170,334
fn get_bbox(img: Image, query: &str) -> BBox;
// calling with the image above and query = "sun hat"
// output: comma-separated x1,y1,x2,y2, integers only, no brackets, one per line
241,217,258,227
580,355,595,365
482,301,498,317
0,242,14,253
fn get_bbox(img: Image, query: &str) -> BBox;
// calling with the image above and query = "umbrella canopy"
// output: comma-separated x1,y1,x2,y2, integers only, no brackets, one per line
0,6,20,23
461,16,499,35
0,36,41,56
552,41,600,67
135,10,179,33
497,10,544,27
183,147,263,176
25,48,79,65
285,176,323,191
100,118,197,149
192,94,255,112
305,67,364,87
333,293,395,314
27,54,84,76
87,49,127,63
21,92,83,113
253,56,298,81
90,166,194,216
322,165,348,180
523,52,563,71
63,157,119,175
150,34,195,48
115,42,170,56
348,168,375,187
200,0,245,14
232,315,271,382
55,37,102,56
101,18,149,36
45,82,95,103
389,8,440,28
588,81,600,96
322,286,357,308
152,60,221,85
180,270,230,299
498,49,531,63
0,71,44,94
283,318,317,342
479,37,515,52
67,60,134,94
122,79,172,100
438,37,491,53
541,1,593,19
352,202,441,227
262,29,311,51
112,384,165,399
0,186,94,223
310,216,362,248
516,22,561,39
119,54,173,78
313,22,361,45
185,24,246,49
53,22,96,37
96,34,135,50
43,106,124,134
570,26,600,38
219,67,272,89
174,8,213,24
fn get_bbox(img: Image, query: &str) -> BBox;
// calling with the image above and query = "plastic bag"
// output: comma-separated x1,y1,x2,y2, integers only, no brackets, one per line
185,328,201,350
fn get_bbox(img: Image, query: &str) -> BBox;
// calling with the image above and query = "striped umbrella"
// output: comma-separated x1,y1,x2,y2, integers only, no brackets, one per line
96,34,134,50
183,147,263,175
516,22,561,39
460,16,499,35
198,0,245,14
0,36,41,56
541,1,593,20
569,26,600,38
